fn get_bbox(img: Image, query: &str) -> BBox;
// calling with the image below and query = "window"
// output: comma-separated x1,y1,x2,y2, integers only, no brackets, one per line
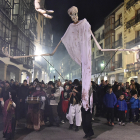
117,53,122,67
118,33,122,40
119,14,122,19
13,4,19,14
137,9,140,15
137,30,140,37
136,9,140,22
100,43,103,49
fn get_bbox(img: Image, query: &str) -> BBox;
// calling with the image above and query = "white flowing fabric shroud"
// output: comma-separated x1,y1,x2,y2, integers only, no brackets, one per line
61,19,92,111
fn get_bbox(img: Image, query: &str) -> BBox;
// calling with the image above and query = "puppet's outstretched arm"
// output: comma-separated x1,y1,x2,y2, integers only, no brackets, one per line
90,29,139,52
2,40,62,59
34,0,54,19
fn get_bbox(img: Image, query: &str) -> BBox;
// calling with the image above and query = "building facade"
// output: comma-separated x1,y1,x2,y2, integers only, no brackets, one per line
92,1,140,84
92,3,125,84
0,0,52,83
91,25,105,84
124,0,140,83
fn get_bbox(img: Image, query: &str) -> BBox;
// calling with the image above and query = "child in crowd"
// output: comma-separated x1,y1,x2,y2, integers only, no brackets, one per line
130,90,140,123
124,89,131,121
103,86,117,126
116,94,127,126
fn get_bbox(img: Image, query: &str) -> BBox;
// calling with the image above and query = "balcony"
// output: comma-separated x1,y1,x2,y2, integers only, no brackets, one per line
0,0,13,18
104,24,114,34
97,36,100,42
96,34,104,42
23,57,33,69
115,61,122,69
126,14,140,29
104,65,115,72
0,37,10,57
126,36,140,49
126,62,140,71
12,14,26,33
126,0,139,10
112,39,122,49
10,47,24,64
96,50,103,56
115,18,122,30
100,33,104,40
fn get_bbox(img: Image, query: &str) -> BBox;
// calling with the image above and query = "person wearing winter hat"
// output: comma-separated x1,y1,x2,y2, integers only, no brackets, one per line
130,90,140,123
116,93,127,126
103,86,117,126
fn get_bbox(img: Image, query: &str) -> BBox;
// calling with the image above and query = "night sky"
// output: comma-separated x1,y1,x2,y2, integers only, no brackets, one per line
45,0,124,66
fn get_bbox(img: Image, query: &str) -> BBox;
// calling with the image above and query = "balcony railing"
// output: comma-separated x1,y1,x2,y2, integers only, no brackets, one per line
104,24,114,34
0,0,13,18
10,47,24,64
115,61,122,69
97,37,100,42
115,18,122,29
105,44,111,49
96,50,103,56
0,37,10,56
96,34,104,42
112,38,122,49
100,33,104,40
12,14,25,33
126,14,140,29
126,36,140,49
126,0,139,10
127,62,140,71
23,57,33,69
104,65,115,72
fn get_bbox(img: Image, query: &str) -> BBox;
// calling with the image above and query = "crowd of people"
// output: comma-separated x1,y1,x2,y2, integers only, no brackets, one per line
0,78,140,140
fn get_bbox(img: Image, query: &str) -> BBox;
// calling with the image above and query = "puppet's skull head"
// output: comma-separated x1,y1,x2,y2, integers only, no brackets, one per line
68,6,78,23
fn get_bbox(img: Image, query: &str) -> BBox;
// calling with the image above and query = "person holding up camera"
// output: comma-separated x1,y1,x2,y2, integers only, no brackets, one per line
66,79,82,131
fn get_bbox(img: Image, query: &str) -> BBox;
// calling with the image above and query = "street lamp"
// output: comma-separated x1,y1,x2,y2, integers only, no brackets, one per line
35,49,42,61
100,62,104,67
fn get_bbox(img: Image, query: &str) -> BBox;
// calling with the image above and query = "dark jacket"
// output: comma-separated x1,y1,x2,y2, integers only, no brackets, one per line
11,84,20,102
69,85,82,104
116,99,127,111
103,92,117,108
18,85,29,100
130,97,140,109
1,86,13,102
114,90,123,99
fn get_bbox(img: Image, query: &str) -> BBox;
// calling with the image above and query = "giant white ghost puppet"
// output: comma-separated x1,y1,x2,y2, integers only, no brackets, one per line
2,6,140,111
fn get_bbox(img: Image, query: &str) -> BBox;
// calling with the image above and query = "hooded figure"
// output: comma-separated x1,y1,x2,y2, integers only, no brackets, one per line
26,84,46,131
1,92,16,140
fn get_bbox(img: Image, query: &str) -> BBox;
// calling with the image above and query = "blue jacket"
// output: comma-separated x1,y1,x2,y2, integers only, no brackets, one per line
130,97,140,109
116,99,127,111
103,92,117,108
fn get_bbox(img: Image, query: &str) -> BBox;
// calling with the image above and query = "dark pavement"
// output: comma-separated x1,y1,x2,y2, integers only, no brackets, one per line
0,115,140,140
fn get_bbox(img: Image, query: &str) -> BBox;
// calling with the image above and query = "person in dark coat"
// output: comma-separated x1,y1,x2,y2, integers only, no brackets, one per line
114,85,123,99
12,81,20,121
103,86,117,126
1,81,13,102
91,81,98,120
130,90,140,122
18,80,29,119
116,94,127,126
97,80,105,116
